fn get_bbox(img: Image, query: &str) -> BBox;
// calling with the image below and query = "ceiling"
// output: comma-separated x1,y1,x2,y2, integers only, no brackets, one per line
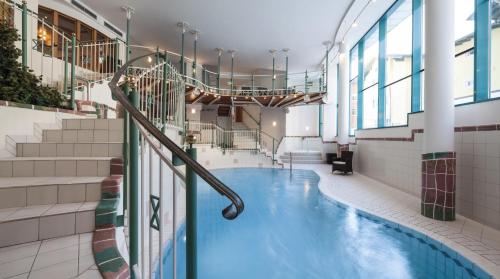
80,0,352,73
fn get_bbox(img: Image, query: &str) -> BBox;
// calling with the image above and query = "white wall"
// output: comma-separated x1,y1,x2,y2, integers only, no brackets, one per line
286,104,320,136
186,104,202,122
351,99,500,230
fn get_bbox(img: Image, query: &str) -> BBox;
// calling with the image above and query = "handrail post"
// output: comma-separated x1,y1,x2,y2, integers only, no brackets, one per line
255,130,258,152
211,122,215,148
186,146,198,279
21,0,27,70
114,38,119,73
128,84,140,278
70,34,76,110
272,140,275,165
63,33,68,96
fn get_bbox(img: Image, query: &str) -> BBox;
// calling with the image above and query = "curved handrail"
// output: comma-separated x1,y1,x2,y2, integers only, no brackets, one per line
109,54,244,220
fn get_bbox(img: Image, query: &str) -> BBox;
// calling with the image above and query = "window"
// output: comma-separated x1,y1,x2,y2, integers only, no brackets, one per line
80,23,93,42
361,27,379,128
386,0,412,84
349,78,358,135
0,2,13,25
349,45,359,135
363,27,379,88
362,86,378,128
454,0,475,104
385,77,411,126
385,0,412,125
492,0,500,97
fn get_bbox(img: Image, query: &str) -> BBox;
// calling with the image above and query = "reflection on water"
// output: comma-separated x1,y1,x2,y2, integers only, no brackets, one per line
160,168,491,279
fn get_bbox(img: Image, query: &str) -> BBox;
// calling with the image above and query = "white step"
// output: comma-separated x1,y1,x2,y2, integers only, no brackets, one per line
16,142,123,157
0,202,98,247
0,157,113,177
0,177,104,209
280,159,324,164
62,118,123,130
42,129,123,143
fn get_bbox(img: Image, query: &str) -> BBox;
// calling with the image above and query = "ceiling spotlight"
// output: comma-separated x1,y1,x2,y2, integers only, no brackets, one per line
272,121,277,127
191,108,196,114
352,20,358,28
147,56,152,63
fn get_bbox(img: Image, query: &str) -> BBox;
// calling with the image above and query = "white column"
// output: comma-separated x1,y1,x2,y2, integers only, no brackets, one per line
423,0,455,153
337,43,350,145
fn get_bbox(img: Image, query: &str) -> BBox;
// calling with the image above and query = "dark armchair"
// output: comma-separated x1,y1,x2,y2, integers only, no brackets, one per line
332,151,354,174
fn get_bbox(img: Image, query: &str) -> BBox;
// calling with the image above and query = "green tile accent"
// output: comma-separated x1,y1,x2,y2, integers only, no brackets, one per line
421,204,455,221
95,247,122,264
422,152,455,160
99,257,127,273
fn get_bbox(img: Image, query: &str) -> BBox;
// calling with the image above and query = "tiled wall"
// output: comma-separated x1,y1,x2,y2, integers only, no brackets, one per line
351,129,500,230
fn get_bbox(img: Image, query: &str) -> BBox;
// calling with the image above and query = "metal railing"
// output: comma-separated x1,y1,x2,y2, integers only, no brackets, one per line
2,0,126,109
109,54,244,279
185,120,282,164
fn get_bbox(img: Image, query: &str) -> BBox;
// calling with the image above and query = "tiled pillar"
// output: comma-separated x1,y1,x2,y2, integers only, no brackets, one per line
422,0,455,221
421,152,456,221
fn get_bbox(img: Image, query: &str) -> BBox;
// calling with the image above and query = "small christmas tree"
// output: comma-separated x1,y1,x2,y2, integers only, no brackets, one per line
0,20,64,107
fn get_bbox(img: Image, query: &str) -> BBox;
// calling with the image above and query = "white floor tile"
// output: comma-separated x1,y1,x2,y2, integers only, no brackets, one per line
0,256,35,278
28,258,78,279
0,241,40,265
31,245,78,271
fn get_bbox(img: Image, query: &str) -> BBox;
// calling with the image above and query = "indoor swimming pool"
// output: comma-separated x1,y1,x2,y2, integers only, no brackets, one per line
159,168,491,279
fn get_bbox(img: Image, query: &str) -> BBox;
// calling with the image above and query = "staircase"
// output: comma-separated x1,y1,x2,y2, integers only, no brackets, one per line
0,118,123,247
231,122,259,150
279,151,324,164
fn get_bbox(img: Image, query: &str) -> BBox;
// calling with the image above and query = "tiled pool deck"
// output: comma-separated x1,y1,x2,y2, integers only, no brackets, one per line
0,233,100,278
300,164,500,278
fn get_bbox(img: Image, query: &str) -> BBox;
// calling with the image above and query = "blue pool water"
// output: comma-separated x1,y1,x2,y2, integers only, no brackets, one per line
160,168,491,279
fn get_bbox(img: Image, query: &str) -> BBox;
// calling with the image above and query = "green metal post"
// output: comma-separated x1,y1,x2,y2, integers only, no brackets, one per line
63,34,68,96
180,24,185,76
272,54,275,95
192,32,198,80
324,44,329,92
70,34,76,110
251,75,255,96
217,49,222,94
285,54,289,94
319,104,323,137
230,52,234,94
123,8,132,275
128,86,139,278
186,147,198,279
114,38,119,72
272,140,275,164
21,0,27,70
305,70,308,94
